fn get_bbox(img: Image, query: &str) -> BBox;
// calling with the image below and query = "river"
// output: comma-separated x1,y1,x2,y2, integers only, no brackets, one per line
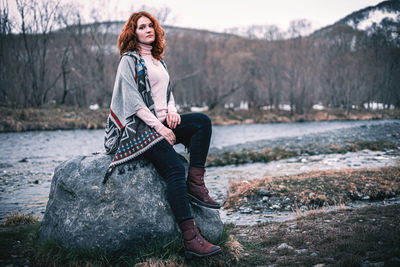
0,119,399,223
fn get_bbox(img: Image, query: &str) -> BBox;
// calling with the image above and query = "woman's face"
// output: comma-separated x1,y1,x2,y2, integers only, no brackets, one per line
136,16,155,45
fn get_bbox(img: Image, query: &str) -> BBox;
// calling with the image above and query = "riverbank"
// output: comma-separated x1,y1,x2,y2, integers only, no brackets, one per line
1,106,399,132
2,203,399,266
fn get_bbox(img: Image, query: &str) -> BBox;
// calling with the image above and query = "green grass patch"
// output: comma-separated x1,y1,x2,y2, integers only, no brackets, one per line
1,215,242,267
206,140,399,167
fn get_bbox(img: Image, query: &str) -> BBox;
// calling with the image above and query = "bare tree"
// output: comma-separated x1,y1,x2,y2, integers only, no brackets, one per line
14,0,65,106
0,0,12,103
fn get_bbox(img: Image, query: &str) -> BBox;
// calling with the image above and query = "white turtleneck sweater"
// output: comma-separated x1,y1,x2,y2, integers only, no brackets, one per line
135,43,177,133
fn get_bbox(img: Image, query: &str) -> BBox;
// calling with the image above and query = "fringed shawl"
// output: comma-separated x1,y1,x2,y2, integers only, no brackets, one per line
103,50,171,183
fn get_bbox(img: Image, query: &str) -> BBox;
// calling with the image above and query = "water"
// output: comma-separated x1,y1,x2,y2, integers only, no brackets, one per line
0,119,399,222
209,120,394,149
1,119,396,165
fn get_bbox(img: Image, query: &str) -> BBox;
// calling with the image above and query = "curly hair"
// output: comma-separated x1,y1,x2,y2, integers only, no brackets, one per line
118,11,166,60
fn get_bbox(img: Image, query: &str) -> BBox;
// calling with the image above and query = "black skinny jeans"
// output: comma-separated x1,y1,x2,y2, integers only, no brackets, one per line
141,113,212,222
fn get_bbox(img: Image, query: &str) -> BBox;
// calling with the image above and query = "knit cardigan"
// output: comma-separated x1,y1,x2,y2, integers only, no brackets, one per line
103,50,171,183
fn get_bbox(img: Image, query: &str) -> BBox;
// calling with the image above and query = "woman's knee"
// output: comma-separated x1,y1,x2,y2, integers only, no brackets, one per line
192,113,211,129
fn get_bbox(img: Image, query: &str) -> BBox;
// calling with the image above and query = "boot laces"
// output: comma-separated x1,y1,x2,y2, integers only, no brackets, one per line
196,226,209,242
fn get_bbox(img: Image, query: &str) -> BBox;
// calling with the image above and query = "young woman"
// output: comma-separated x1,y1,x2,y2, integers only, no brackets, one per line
103,11,222,258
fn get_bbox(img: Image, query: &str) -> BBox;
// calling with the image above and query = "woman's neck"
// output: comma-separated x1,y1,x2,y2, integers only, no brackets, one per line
138,43,152,56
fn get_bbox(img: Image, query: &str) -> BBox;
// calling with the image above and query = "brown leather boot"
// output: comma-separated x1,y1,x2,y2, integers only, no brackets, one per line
179,219,222,259
187,166,221,209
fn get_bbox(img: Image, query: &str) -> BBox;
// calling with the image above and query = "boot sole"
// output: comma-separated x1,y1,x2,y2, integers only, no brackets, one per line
188,194,221,209
185,248,223,259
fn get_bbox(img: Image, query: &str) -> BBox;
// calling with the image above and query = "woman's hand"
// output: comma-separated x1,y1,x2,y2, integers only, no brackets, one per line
166,112,181,129
158,125,176,146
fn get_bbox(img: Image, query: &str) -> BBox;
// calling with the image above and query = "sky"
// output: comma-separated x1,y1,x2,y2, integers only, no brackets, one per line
6,0,385,33
77,0,384,31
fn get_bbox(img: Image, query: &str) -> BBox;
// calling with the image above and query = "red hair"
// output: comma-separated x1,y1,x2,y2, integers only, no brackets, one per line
118,11,166,60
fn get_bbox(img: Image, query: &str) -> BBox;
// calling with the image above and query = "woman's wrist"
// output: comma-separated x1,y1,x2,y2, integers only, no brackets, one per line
167,106,178,114
154,122,167,133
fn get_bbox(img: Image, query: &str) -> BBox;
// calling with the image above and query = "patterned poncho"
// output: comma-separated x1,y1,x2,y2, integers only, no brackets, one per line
103,50,171,183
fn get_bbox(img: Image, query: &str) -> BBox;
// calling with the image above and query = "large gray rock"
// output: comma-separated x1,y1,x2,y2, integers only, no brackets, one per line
39,153,223,252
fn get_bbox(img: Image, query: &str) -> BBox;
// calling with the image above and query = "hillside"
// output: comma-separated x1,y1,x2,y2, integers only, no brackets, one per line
313,0,400,39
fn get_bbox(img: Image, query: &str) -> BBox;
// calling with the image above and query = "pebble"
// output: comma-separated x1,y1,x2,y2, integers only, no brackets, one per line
277,243,294,250
310,252,318,257
240,207,253,214
259,189,270,196
295,248,308,254
262,196,269,202
312,264,325,267
272,204,281,209
361,261,385,267
19,157,28,162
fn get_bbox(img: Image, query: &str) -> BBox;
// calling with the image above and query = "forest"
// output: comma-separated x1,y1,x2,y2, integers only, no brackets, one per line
1,0,399,116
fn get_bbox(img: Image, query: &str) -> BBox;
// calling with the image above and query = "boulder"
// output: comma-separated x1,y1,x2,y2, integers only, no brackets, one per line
39,153,223,252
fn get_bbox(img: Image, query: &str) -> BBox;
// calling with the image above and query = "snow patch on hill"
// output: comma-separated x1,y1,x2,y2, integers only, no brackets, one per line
347,9,399,31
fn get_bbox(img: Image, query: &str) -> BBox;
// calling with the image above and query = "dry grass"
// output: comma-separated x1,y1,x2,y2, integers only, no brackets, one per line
224,166,400,210
2,213,39,226
205,108,400,125
223,234,244,263
135,257,184,267
134,233,243,267
0,106,108,132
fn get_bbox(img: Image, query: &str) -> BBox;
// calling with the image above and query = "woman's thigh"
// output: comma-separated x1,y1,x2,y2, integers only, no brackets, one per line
172,113,211,145
141,140,185,180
